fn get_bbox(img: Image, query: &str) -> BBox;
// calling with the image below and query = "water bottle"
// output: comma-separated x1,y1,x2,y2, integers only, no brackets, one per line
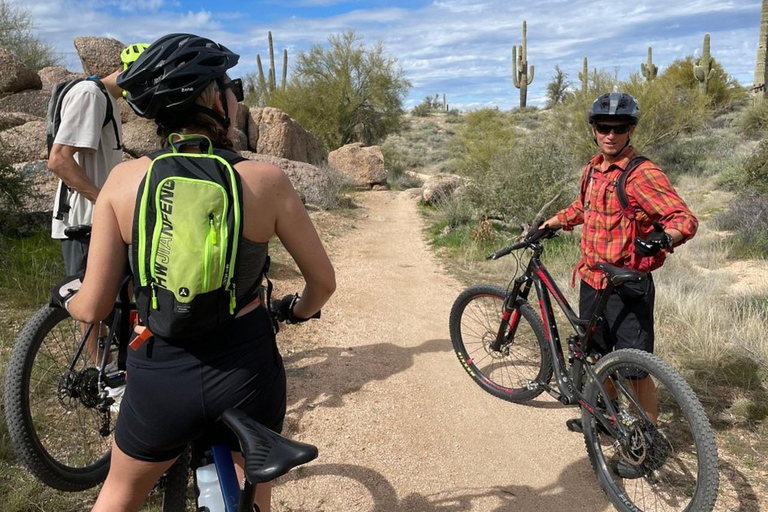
196,462,225,512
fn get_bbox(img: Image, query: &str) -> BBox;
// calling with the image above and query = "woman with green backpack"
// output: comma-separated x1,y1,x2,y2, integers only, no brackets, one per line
64,33,336,512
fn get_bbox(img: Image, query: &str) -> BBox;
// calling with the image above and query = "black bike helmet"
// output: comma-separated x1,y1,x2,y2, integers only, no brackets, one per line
117,33,239,119
588,92,640,125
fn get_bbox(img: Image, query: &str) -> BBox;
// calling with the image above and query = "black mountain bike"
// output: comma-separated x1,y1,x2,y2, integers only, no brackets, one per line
4,225,318,511
449,227,719,512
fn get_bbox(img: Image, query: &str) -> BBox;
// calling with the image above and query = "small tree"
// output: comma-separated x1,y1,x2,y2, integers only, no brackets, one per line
0,0,60,70
545,65,571,108
270,30,411,151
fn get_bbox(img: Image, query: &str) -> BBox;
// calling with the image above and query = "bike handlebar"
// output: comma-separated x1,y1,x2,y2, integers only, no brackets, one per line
486,227,559,260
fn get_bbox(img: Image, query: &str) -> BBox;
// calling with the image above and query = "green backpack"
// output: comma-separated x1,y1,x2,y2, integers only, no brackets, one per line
131,134,246,341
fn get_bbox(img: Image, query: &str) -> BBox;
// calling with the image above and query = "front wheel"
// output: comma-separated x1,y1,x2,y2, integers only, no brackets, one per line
582,349,719,512
449,284,552,403
4,305,119,491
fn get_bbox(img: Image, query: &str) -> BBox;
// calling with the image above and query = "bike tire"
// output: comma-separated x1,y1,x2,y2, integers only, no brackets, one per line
4,305,116,491
161,445,192,512
582,349,719,512
449,284,552,403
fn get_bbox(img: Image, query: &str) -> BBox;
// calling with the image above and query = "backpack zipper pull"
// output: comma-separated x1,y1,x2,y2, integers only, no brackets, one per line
208,213,217,245
229,283,236,314
151,281,159,310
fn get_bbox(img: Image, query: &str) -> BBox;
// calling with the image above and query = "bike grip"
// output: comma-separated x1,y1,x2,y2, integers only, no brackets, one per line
652,220,664,231
488,247,513,260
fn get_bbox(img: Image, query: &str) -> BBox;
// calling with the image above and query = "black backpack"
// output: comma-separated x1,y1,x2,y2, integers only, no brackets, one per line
46,75,122,220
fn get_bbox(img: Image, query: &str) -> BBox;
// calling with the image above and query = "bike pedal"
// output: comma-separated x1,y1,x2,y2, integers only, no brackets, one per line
525,380,539,391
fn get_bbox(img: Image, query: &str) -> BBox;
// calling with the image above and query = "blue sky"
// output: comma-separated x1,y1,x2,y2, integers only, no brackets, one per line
18,0,764,110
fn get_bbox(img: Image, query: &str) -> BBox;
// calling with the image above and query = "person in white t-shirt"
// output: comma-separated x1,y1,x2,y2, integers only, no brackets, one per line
48,70,123,274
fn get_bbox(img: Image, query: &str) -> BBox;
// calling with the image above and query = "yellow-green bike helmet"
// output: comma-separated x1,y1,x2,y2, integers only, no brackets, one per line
121,43,150,96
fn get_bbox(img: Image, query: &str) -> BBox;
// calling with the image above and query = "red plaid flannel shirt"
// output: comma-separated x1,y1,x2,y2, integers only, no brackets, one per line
556,146,698,289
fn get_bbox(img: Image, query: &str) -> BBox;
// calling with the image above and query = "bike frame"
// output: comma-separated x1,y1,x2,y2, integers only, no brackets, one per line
492,240,649,442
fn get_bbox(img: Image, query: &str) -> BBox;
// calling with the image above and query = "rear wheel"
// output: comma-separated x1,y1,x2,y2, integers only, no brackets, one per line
449,284,551,402
4,306,120,490
582,349,719,512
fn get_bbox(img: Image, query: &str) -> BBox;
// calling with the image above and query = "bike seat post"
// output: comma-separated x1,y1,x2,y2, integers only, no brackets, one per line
211,445,241,512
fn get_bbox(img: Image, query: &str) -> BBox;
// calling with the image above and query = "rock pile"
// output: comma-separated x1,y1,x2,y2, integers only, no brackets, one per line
0,36,349,227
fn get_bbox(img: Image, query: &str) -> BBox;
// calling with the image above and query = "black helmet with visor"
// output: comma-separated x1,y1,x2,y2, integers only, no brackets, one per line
117,33,239,122
588,92,640,125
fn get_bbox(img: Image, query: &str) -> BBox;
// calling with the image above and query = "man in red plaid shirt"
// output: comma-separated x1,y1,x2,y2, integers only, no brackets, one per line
541,92,697,478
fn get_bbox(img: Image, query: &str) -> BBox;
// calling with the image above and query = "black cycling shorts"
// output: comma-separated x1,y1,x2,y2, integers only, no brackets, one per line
579,275,655,359
115,306,286,462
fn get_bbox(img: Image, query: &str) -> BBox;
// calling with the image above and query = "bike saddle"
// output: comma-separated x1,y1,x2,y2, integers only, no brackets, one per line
63,225,92,241
221,408,318,484
594,262,647,285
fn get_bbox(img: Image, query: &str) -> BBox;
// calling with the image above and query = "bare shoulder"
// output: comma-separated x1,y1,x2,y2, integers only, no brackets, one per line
234,159,293,193
101,157,150,201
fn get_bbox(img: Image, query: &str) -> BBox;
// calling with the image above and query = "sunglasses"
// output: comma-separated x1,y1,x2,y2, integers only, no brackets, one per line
594,123,632,135
221,78,244,102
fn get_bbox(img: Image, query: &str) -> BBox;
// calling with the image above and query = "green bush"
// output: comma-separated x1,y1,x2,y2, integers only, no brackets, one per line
449,108,518,177
737,101,768,137
660,56,746,112
463,128,579,227
0,1,60,70
267,30,411,152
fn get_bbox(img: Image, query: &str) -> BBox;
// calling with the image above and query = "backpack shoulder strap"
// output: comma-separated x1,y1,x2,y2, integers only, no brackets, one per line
616,156,649,212
87,76,122,151
213,147,247,166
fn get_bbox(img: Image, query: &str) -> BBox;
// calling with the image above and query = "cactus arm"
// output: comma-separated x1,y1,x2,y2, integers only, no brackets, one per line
256,54,267,92
268,31,276,91
282,48,288,90
512,46,521,88
527,65,534,84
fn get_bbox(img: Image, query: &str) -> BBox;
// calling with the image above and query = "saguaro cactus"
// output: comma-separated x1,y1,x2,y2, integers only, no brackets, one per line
256,31,288,94
694,33,716,94
512,20,535,107
755,0,768,103
641,47,658,81
579,56,588,92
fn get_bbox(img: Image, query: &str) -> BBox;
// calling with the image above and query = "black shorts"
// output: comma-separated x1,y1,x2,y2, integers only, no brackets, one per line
579,276,655,357
61,238,89,276
115,306,286,462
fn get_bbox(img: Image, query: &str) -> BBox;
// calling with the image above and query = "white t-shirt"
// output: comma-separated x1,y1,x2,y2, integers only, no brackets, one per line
50,80,123,239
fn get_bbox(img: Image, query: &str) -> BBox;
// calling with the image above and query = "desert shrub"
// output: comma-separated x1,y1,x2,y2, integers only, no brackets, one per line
739,140,768,193
0,151,28,212
302,165,354,210
737,100,768,137
450,108,518,177
463,128,579,227
0,0,60,70
660,56,746,113
717,189,768,258
651,127,743,178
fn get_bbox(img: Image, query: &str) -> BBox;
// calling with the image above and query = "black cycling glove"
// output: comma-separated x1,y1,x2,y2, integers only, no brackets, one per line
50,275,83,311
634,221,674,257
271,294,321,324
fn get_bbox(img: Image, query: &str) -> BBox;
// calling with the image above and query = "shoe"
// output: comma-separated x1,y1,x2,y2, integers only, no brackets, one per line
107,384,125,414
101,362,126,414
616,425,672,479
566,418,611,435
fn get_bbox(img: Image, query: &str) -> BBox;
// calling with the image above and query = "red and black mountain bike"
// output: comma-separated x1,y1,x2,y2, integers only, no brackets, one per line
450,226,719,512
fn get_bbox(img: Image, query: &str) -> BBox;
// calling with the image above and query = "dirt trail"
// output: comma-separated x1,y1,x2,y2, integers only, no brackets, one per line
273,192,610,512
